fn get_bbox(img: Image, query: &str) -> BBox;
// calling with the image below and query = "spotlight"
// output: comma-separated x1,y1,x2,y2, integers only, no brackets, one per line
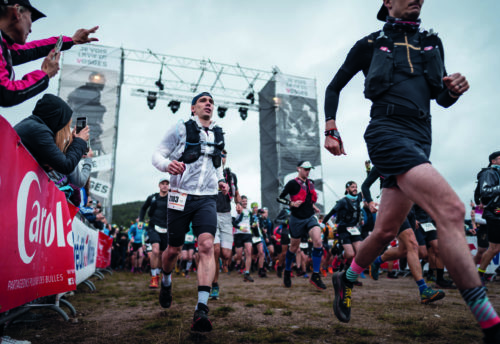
147,91,157,110
238,107,248,120
168,100,181,114
246,92,255,104
217,106,228,118
155,79,164,91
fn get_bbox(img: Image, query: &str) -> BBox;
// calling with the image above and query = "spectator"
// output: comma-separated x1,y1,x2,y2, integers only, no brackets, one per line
0,0,99,107
15,94,89,175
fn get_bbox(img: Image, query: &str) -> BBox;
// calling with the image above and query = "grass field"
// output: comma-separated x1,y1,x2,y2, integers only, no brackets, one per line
4,269,498,343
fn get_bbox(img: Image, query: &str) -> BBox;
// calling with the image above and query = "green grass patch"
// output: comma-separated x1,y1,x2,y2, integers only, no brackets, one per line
213,306,235,317
264,309,273,315
282,310,292,316
245,303,255,307
292,326,327,339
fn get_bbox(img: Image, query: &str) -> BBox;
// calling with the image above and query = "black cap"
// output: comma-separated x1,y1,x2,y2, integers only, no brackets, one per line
377,3,388,22
3,0,46,22
345,181,356,195
191,92,213,105
489,151,500,167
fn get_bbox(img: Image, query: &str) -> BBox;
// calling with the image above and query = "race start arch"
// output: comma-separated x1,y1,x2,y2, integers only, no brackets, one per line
58,44,323,221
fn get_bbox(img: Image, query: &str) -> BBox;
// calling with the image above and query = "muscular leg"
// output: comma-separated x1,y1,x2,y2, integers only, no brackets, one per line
397,164,477,289
343,244,355,267
151,243,160,271
162,245,182,275
474,247,487,265
197,233,215,287
257,243,265,269
213,243,221,284
479,243,500,273
243,242,252,272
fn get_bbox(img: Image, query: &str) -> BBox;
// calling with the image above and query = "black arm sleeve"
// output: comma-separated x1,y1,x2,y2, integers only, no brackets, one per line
139,196,152,222
323,200,342,225
480,170,500,201
324,36,372,121
277,180,299,205
434,38,459,108
361,166,381,204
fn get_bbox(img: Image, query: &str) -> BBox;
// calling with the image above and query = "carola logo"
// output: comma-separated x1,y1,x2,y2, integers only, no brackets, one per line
17,171,68,264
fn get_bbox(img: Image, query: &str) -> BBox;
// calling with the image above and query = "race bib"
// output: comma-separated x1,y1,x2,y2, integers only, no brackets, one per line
240,225,250,233
252,236,262,244
168,191,188,211
328,239,334,247
299,242,309,249
185,234,195,242
421,222,436,232
155,226,167,234
347,226,361,236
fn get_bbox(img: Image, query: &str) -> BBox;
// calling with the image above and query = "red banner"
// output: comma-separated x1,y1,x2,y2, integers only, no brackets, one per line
0,116,77,313
96,231,113,269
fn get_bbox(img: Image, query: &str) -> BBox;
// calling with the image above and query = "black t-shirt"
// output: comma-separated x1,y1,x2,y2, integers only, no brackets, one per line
139,193,168,228
216,168,238,213
279,179,315,219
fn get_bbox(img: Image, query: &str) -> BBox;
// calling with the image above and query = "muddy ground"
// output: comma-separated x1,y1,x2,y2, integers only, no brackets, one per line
4,269,498,343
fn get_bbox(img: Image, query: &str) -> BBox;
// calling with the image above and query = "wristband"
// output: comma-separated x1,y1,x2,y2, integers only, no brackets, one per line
325,128,343,149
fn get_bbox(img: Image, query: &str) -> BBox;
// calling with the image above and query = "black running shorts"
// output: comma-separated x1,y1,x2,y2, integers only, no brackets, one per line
167,195,217,248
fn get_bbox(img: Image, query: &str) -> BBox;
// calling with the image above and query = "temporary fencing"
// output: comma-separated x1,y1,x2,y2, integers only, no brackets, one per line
0,115,112,323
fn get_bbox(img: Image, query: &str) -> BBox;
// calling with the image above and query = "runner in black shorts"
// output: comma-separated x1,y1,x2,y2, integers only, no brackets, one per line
232,198,255,282
325,3,500,339
324,181,363,271
277,161,326,290
139,178,170,289
152,92,229,332
273,208,291,278
470,204,489,266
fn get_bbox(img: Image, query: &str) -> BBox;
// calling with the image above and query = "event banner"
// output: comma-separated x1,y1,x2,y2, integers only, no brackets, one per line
0,116,77,313
59,44,123,221
71,217,98,285
96,231,113,269
259,73,323,220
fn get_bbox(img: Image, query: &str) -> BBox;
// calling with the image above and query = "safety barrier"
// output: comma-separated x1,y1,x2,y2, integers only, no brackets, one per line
0,115,112,325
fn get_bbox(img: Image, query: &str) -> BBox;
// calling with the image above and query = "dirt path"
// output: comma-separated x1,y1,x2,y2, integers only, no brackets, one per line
4,269,498,343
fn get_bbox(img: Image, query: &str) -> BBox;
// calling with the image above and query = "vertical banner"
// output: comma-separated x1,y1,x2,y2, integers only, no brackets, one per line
59,44,123,221
0,116,77,313
259,73,323,220
72,217,98,285
96,231,113,269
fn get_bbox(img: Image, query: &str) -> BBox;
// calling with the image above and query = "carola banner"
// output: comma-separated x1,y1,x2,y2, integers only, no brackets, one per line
0,116,77,313
72,217,98,285
96,231,113,269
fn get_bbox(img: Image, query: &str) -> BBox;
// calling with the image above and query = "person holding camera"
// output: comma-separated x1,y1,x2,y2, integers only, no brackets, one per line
0,0,98,107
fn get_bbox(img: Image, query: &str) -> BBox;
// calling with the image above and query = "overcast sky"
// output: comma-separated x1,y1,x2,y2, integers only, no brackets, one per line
2,1,499,220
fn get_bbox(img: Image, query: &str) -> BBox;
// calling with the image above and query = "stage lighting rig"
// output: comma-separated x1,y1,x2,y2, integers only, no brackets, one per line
217,106,228,118
147,91,158,110
246,92,255,104
168,100,181,114
238,107,248,120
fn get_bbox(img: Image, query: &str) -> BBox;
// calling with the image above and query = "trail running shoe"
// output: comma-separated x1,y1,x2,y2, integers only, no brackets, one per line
310,273,327,290
191,304,212,332
244,273,254,282
159,282,172,308
369,261,381,281
277,266,283,278
332,272,353,323
387,271,398,279
210,286,220,300
484,323,500,344
420,287,445,304
435,278,456,289
284,270,292,288
149,276,159,289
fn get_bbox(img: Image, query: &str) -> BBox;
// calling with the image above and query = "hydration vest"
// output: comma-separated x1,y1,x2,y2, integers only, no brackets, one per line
290,178,318,204
364,29,444,100
179,119,225,168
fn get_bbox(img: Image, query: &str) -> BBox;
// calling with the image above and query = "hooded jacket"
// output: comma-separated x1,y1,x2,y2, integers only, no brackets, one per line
477,167,500,220
14,94,87,174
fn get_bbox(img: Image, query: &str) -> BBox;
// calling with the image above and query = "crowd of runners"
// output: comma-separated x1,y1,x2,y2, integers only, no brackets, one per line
2,0,500,342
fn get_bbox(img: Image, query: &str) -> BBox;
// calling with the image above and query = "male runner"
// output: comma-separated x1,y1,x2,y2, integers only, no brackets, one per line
274,207,291,278
250,202,266,278
277,161,326,290
363,167,445,303
139,178,169,288
232,198,255,282
325,1,500,341
476,151,500,287
128,218,145,273
152,91,228,332
324,182,363,270
211,149,240,299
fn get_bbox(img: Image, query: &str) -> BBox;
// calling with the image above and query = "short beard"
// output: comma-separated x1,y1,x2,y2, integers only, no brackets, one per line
403,11,420,21
200,114,211,121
